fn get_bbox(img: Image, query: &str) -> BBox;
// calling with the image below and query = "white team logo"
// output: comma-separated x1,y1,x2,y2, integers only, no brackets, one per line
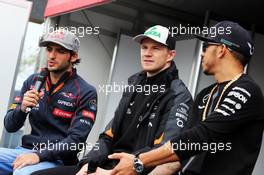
176,118,184,128
198,105,205,109
235,103,242,110
148,122,153,127
247,42,254,56
227,91,248,103
202,94,210,104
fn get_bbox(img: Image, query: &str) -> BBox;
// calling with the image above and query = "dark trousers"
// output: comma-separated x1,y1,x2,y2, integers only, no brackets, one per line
31,165,79,175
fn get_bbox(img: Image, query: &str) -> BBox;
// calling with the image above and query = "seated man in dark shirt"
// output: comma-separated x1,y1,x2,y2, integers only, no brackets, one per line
0,29,97,175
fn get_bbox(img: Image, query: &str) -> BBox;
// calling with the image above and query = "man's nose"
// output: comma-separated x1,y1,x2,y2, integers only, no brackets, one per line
48,50,56,59
145,48,152,56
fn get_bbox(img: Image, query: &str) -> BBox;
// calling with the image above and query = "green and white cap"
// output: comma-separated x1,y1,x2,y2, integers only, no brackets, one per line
133,25,175,50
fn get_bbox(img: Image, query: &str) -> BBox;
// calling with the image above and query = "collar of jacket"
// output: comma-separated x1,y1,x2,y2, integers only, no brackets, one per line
127,61,179,86
45,68,77,95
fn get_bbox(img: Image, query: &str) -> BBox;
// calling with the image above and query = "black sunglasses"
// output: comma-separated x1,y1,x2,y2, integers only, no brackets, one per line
202,42,222,52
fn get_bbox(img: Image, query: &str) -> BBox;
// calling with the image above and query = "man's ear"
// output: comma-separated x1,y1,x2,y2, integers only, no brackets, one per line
217,44,227,59
168,50,176,62
70,53,78,63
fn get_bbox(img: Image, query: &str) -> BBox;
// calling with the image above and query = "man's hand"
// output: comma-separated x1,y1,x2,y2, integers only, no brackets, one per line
94,167,113,175
108,153,136,175
21,89,40,112
149,162,181,175
13,153,40,170
76,163,88,175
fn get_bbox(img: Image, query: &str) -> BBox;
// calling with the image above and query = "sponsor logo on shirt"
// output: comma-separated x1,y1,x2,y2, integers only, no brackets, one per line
198,105,205,109
80,119,92,125
52,108,74,118
235,103,242,109
88,99,97,111
149,113,156,119
175,112,188,121
223,98,242,110
148,122,153,127
57,99,75,107
180,103,190,110
82,110,95,122
177,106,188,116
61,92,78,99
175,103,189,124
221,104,235,114
232,86,251,97
215,108,230,116
202,94,210,104
223,98,236,105
227,91,248,103
176,118,184,128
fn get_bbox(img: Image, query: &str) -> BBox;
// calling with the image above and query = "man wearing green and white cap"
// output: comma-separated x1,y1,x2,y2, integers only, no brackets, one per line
0,29,97,175
32,25,194,175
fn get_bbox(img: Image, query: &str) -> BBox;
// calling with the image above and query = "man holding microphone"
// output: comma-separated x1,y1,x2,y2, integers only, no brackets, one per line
0,29,97,175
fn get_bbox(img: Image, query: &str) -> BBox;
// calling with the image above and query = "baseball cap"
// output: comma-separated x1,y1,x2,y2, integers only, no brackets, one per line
133,25,176,50
194,21,254,58
39,29,80,53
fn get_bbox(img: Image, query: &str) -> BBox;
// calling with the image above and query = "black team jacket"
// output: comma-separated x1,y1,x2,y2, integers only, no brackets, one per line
79,62,195,173
4,69,97,164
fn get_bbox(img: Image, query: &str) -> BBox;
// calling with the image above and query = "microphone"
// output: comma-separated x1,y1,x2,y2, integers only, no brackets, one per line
25,69,49,114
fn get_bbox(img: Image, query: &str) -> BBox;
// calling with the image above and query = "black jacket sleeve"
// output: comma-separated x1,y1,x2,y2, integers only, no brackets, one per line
171,80,264,160
161,79,194,142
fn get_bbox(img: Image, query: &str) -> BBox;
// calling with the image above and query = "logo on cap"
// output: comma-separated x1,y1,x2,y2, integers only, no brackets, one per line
220,38,240,48
247,42,254,56
49,31,65,39
144,26,161,38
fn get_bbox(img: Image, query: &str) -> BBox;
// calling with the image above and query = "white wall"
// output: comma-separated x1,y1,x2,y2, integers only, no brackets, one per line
77,35,113,144
67,11,118,144
175,39,198,87
0,0,32,139
102,34,142,127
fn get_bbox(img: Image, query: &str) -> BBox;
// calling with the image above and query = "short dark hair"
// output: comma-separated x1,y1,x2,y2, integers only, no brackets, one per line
69,51,81,66
231,50,249,67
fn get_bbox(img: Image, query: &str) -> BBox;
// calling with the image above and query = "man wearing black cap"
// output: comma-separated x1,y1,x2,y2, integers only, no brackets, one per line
0,29,97,175
109,21,264,175
31,25,194,175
